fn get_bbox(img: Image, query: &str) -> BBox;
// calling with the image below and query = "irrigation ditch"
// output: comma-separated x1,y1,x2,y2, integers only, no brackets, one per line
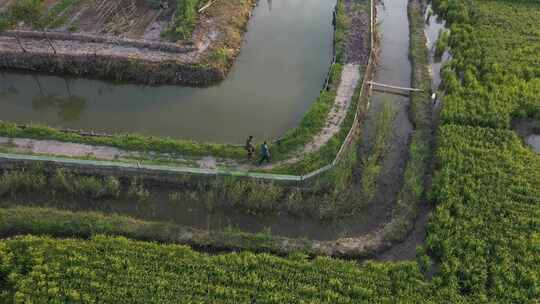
0,0,439,259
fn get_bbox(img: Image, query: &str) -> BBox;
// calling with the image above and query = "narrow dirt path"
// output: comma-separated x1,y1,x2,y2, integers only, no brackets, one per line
0,137,235,171
344,0,370,64
304,64,361,154
0,137,126,160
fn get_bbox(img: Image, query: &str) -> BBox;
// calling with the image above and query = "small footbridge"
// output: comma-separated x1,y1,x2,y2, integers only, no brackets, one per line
367,81,422,95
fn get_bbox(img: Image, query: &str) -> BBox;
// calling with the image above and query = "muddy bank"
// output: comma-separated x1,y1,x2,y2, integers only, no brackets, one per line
0,0,255,86
0,46,223,86
2,30,196,53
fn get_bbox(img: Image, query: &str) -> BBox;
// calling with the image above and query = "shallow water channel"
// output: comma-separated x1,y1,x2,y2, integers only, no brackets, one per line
353,0,413,230
0,0,334,144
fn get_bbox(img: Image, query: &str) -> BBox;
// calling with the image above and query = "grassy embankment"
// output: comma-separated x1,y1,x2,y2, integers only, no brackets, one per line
0,207,315,254
162,0,202,41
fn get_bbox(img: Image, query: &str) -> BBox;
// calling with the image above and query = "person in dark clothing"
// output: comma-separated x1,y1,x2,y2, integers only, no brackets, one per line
258,141,270,165
245,136,255,160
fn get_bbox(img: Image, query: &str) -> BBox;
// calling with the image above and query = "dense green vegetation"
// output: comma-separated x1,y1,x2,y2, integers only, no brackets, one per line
163,0,201,41
0,235,437,303
0,0,42,32
425,0,540,302
434,29,449,57
427,125,540,302
435,0,540,128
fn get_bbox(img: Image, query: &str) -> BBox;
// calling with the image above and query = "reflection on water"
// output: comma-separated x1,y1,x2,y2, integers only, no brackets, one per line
29,77,87,123
527,135,540,153
511,118,540,154
32,95,86,123
0,0,334,144
424,4,450,91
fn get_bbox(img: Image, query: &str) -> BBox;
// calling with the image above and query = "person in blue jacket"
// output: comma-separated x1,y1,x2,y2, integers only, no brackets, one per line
258,141,271,165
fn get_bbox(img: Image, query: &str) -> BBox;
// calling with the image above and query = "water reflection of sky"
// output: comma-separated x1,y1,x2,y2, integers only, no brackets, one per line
527,135,540,153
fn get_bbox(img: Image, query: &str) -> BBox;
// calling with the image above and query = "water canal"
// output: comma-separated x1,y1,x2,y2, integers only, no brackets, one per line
0,0,334,144
0,0,420,240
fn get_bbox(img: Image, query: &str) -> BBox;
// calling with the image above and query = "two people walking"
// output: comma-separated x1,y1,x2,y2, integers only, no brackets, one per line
245,136,271,166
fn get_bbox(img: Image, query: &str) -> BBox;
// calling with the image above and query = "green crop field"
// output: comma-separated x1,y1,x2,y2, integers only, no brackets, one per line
429,0,540,301
438,0,540,128
0,235,437,303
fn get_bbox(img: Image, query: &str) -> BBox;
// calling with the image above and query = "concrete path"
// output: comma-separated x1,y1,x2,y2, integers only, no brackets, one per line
305,64,361,154
0,137,241,172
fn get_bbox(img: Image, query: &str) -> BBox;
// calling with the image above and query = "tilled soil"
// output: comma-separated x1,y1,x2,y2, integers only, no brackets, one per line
0,0,243,81
46,0,172,39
